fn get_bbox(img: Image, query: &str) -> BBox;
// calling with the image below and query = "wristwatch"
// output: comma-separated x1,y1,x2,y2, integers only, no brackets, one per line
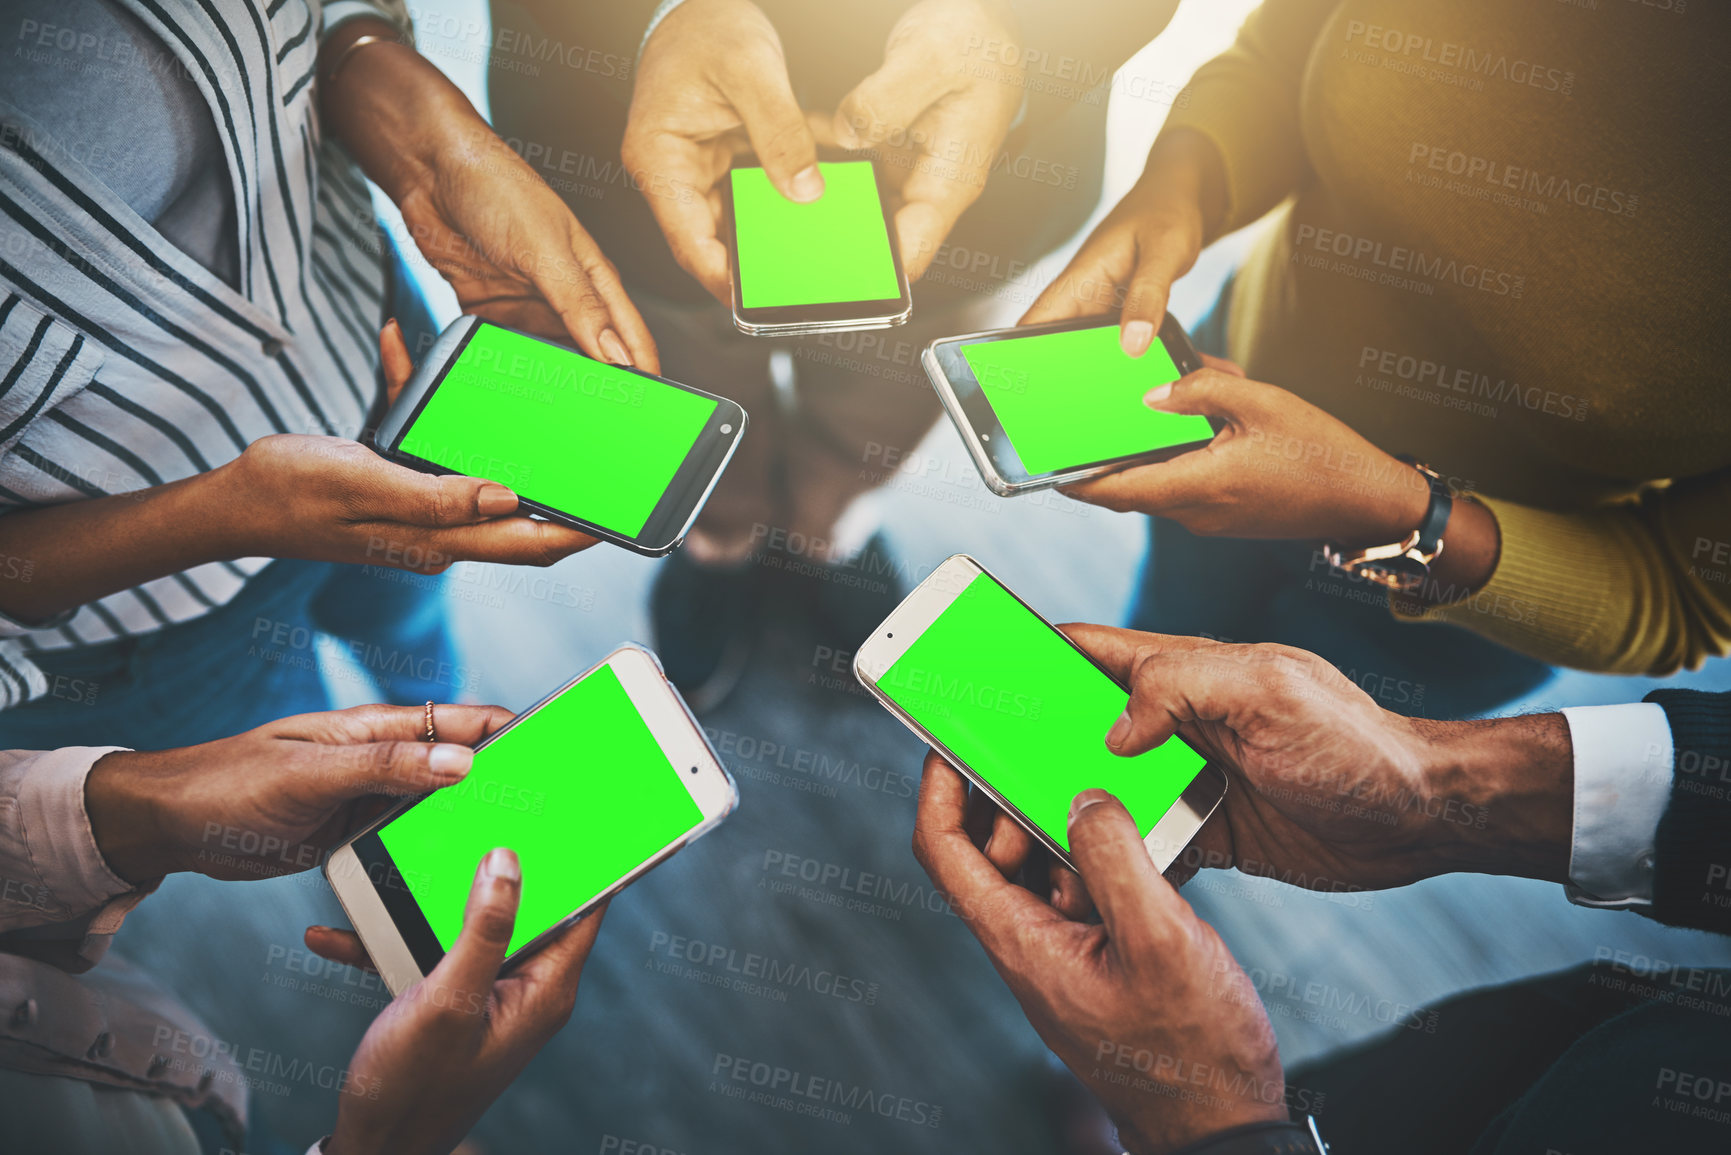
1320,459,1451,592
1156,1116,1329,1155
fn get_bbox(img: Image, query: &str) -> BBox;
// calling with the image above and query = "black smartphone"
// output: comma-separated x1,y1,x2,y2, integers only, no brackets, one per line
375,317,747,556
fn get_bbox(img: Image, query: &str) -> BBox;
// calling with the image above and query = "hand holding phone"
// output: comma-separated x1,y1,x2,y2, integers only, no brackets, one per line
622,0,824,301
326,645,738,996
923,315,1218,495
854,555,1225,873
320,849,606,1155
375,318,747,556
910,754,1288,1155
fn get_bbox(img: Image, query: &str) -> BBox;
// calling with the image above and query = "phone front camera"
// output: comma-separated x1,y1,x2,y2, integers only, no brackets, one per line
689,765,699,774
720,423,734,434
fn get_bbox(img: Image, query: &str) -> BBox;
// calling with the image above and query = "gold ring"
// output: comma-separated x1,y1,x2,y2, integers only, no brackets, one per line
424,701,437,744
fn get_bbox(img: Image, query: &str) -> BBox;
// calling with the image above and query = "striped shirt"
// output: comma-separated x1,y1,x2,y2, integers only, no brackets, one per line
0,0,407,708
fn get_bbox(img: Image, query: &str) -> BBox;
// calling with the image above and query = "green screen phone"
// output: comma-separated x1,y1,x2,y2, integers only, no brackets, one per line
925,316,1218,495
859,559,1218,863
726,160,911,335
379,318,747,555
344,648,736,975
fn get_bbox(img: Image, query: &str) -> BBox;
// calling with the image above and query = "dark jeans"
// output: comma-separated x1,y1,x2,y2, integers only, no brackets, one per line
1128,280,1551,719
1291,961,1731,1154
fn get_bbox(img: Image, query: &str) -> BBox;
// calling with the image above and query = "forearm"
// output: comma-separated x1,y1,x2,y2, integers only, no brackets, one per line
1414,712,1574,885
1137,128,1230,248
0,470,239,622
317,19,482,205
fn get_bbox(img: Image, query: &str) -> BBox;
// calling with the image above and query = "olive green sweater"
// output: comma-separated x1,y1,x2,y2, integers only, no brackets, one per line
1164,0,1731,674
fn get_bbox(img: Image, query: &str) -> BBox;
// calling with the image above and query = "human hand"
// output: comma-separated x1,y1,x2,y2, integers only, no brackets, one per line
84,704,514,885
1059,366,1441,547
321,849,606,1155
1023,129,1226,356
830,0,1025,281
913,754,1287,1154
623,0,823,301
211,324,597,574
1061,624,1575,890
320,24,656,370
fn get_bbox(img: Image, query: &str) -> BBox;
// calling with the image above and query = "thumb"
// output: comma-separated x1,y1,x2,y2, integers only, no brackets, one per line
1143,366,1271,424
833,55,954,151
1065,790,1187,958
379,319,414,406
425,848,521,1011
730,64,823,203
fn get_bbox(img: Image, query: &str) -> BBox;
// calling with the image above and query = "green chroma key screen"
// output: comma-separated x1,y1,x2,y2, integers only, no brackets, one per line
378,664,704,954
731,161,901,308
400,323,717,538
959,325,1214,476
878,573,1206,852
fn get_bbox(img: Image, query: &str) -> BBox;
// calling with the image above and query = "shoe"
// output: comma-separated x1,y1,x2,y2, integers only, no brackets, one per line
765,531,907,646
649,549,758,713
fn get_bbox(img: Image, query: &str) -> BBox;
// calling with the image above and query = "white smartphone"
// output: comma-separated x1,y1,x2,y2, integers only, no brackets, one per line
324,645,738,996
853,555,1225,873
375,316,748,557
922,315,1218,496
723,159,912,337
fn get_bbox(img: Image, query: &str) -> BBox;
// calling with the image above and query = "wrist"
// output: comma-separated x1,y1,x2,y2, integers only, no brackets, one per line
85,751,175,884
1413,713,1573,883
1142,129,1227,241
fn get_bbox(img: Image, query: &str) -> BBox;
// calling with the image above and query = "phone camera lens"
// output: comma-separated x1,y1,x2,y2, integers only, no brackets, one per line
887,632,894,639
720,423,734,434
689,765,699,774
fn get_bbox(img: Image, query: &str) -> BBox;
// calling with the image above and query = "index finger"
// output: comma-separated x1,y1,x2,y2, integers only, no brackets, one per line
1059,450,1214,515
270,703,517,748
913,751,1057,953
425,848,520,1012
1056,623,1219,683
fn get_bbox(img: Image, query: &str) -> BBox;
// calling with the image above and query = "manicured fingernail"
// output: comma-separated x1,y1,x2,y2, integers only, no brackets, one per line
789,166,824,203
1121,320,1154,358
485,847,520,883
1105,711,1132,751
599,328,632,366
1144,383,1173,407
1069,789,1111,830
428,744,472,779
477,483,517,517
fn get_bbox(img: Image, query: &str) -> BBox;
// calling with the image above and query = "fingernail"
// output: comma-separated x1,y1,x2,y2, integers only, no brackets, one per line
1069,789,1111,830
428,744,472,779
485,847,520,883
599,328,632,366
477,483,517,517
1105,711,1132,751
789,166,824,203
1121,320,1155,358
383,317,401,337
1144,383,1174,407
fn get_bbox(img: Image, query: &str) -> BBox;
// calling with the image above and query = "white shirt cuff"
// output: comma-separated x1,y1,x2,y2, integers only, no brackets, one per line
1562,703,1673,908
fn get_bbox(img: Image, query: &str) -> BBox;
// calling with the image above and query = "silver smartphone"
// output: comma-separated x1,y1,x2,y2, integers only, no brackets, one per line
853,554,1225,873
374,316,748,557
324,645,738,996
921,315,1219,496
723,159,912,337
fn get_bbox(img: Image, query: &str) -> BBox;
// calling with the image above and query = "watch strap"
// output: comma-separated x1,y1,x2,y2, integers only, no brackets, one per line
1161,1117,1327,1155
1402,456,1452,555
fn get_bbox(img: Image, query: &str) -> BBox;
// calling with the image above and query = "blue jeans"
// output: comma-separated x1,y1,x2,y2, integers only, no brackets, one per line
0,559,459,750
1128,278,1552,720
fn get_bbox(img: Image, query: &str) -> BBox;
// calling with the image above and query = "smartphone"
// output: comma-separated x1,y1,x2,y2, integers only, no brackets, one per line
922,315,1219,496
853,555,1225,873
324,645,738,996
375,316,748,556
723,159,912,336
